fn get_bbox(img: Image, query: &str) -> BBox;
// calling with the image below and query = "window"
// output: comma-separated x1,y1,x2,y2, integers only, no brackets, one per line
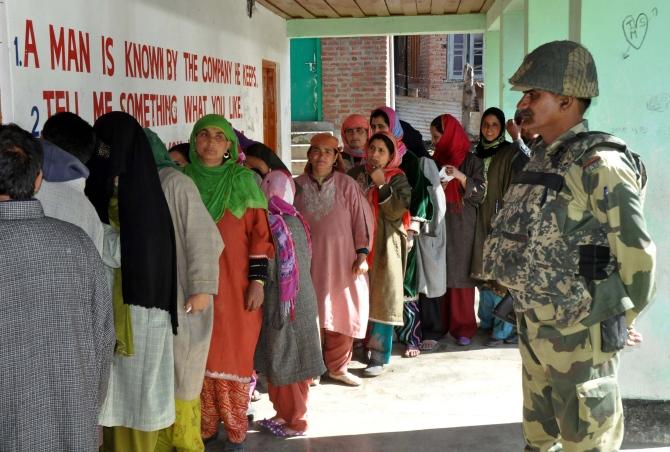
447,33,483,80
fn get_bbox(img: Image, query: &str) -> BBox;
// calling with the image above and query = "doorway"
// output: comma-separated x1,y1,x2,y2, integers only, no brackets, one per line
290,38,322,121
262,60,278,151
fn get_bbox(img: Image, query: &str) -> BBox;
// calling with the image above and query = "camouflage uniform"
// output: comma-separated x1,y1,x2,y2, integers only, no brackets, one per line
482,41,656,451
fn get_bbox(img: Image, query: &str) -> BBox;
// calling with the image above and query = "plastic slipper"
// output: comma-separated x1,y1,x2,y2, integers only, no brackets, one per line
328,371,362,386
257,418,282,433
403,346,421,358
457,336,471,346
419,340,441,353
261,420,285,437
259,419,305,438
277,425,306,438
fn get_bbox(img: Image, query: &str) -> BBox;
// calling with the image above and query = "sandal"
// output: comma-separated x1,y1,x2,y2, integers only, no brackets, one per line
419,340,441,352
456,336,471,346
257,418,283,428
258,418,305,437
277,425,306,437
403,346,421,358
257,418,284,436
328,371,362,386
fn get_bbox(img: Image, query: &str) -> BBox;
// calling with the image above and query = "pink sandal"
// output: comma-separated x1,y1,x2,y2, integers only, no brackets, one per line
403,346,421,358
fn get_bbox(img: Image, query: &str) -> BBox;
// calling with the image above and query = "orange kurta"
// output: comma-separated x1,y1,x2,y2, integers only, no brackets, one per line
205,208,274,381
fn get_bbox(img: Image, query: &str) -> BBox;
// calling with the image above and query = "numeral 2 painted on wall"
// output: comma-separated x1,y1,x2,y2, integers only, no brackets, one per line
30,106,39,136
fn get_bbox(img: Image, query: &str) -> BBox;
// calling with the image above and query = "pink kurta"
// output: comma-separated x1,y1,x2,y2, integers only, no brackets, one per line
295,171,373,339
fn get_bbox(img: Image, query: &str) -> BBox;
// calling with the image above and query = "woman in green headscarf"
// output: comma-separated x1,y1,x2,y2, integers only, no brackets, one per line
185,115,275,450
145,128,224,452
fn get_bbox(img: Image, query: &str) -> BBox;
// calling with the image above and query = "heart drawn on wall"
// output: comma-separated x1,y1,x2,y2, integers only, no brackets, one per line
622,13,649,49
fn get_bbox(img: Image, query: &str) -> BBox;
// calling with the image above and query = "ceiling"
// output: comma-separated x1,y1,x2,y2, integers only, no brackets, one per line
255,0,494,19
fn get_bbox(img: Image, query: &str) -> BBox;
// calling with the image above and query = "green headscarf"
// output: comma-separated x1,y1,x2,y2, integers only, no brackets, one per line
184,114,267,221
144,128,180,171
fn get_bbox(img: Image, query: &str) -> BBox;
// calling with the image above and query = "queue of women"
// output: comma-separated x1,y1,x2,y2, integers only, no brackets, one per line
48,104,529,451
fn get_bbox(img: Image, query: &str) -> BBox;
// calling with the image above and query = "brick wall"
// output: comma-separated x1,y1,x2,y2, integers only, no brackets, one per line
424,35,462,103
321,37,389,133
320,35,466,133
417,36,431,97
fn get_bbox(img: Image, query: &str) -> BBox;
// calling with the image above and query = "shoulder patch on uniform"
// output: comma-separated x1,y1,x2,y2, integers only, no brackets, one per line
582,156,603,173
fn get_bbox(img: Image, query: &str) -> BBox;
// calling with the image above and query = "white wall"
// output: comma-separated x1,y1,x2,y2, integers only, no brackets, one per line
0,0,291,163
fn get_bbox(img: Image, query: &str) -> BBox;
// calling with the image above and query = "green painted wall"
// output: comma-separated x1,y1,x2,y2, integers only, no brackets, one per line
500,10,525,116
489,0,669,400
579,0,670,400
484,31,501,110
526,0,570,51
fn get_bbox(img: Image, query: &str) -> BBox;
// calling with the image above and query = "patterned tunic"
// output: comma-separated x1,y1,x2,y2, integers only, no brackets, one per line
0,200,114,451
294,172,373,338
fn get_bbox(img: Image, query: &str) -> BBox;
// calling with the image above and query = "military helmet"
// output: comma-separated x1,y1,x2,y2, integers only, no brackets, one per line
509,40,599,98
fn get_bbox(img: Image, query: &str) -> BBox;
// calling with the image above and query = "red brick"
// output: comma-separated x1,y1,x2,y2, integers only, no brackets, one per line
321,37,389,131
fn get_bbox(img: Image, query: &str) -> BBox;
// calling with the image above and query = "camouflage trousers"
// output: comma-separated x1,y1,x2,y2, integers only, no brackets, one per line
519,314,623,451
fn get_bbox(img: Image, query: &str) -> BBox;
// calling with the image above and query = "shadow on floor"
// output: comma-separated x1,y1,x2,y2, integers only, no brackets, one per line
206,422,670,452
207,422,524,451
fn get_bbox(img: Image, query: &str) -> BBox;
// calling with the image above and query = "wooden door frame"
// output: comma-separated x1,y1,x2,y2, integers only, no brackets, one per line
262,59,278,152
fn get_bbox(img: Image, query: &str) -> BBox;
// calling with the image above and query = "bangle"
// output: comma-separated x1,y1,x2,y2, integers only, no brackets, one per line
252,279,265,287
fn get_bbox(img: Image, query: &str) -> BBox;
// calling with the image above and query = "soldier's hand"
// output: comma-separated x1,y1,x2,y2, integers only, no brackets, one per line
506,119,521,141
626,326,643,346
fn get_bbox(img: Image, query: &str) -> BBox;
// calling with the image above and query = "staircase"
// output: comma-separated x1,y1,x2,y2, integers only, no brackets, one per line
290,121,336,176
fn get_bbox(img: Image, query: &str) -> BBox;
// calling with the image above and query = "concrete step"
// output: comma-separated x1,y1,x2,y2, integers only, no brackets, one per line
291,131,335,145
291,143,310,160
290,121,335,176
291,121,334,132
291,159,307,175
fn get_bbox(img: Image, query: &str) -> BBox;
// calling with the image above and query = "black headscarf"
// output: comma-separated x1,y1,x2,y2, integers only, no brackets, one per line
400,120,431,158
244,142,291,175
86,111,178,333
475,107,509,159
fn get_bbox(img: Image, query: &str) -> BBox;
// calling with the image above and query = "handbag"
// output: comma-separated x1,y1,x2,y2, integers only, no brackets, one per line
492,292,517,325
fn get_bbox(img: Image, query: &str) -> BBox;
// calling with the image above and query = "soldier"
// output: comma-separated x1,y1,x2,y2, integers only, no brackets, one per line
482,41,656,451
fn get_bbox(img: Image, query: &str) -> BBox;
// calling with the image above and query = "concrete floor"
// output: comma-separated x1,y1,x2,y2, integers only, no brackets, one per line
205,330,670,451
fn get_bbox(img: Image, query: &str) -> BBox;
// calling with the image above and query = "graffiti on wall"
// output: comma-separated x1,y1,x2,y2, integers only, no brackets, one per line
622,8,658,58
